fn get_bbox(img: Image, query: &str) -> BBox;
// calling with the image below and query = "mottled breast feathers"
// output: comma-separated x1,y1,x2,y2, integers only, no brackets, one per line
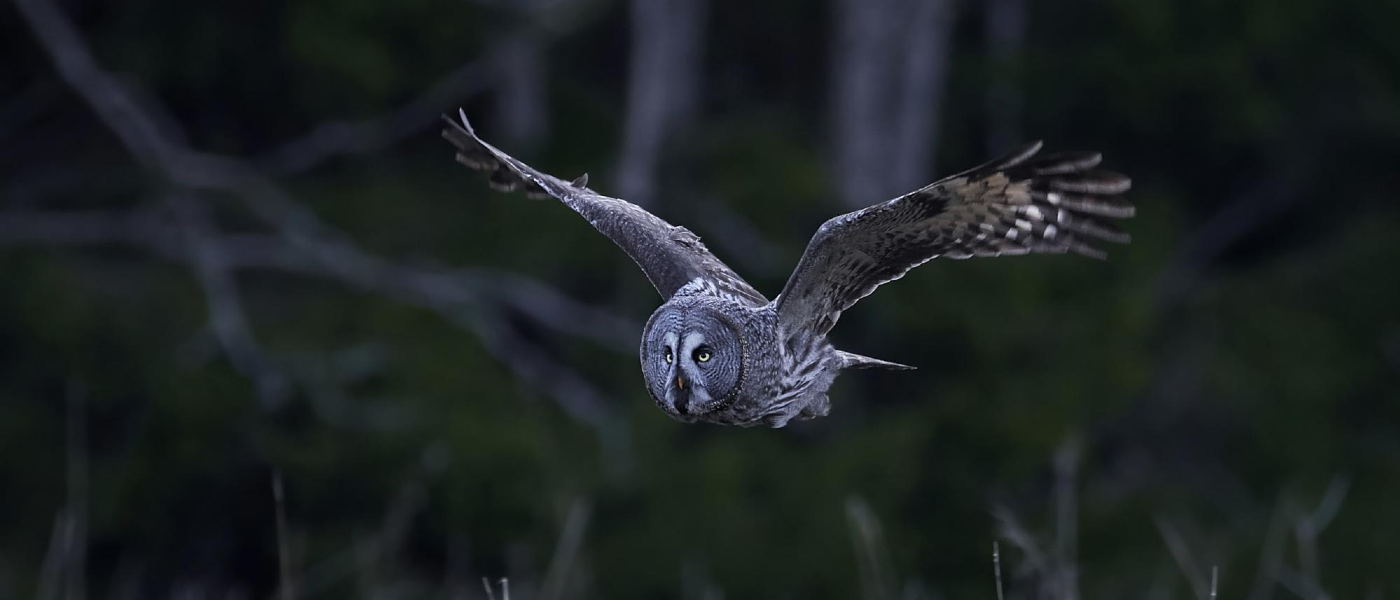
442,110,1135,427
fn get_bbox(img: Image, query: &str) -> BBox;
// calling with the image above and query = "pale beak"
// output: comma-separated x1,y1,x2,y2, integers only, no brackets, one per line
676,374,685,390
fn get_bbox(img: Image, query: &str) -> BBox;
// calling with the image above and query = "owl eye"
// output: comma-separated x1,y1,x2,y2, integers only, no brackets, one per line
694,347,712,363
664,348,673,364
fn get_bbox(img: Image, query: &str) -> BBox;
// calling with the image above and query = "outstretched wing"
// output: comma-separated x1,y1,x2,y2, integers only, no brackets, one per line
442,111,766,306
776,141,1134,338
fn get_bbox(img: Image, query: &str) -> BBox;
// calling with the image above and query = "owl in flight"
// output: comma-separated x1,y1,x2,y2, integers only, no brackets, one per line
442,111,1133,427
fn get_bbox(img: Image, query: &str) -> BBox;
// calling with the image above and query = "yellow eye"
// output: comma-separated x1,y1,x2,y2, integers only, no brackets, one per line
696,350,711,363
664,349,673,363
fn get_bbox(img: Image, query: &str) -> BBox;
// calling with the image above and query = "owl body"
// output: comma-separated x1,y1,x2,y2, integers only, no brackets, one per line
443,111,1134,427
640,279,841,427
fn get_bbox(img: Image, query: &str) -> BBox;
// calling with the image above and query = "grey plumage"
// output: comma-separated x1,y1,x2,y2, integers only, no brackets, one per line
442,111,1134,427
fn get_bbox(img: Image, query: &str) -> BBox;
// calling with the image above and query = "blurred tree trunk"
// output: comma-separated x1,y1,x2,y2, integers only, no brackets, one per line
490,0,553,147
984,0,1027,152
494,30,550,147
832,0,955,208
615,0,708,207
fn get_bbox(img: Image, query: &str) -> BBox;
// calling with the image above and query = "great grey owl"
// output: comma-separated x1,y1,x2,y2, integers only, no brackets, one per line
442,110,1133,427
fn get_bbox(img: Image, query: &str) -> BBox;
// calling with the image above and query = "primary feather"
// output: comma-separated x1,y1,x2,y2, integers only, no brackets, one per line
775,140,1134,339
443,111,1135,427
441,111,766,306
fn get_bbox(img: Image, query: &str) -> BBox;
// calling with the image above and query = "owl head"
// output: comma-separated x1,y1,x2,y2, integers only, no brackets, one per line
640,297,747,422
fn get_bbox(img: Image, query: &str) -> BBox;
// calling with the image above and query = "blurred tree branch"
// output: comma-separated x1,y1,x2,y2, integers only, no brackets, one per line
170,193,293,406
0,208,637,352
261,0,595,174
1155,517,1212,600
34,384,89,600
259,58,496,175
9,0,635,442
846,496,896,600
0,202,632,434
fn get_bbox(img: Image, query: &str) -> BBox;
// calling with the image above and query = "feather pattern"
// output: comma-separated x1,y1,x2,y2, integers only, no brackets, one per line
441,111,767,306
443,110,1135,427
775,141,1134,338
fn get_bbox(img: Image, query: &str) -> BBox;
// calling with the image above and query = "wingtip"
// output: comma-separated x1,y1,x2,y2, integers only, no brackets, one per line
456,108,476,135
1016,140,1045,159
837,350,917,371
1074,243,1109,260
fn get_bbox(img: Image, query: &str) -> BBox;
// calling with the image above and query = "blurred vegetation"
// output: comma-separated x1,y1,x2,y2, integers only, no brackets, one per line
1,0,1397,598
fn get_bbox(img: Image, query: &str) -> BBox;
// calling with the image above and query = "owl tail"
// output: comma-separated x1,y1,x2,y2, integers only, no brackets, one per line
836,350,916,370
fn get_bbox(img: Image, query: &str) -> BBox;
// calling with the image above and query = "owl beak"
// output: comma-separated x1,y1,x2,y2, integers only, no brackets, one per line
676,374,685,390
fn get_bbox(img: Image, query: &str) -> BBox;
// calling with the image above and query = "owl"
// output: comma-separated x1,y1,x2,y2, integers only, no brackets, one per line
442,110,1133,427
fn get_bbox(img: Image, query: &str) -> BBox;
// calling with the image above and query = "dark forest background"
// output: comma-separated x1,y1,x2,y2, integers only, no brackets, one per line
2,0,1398,598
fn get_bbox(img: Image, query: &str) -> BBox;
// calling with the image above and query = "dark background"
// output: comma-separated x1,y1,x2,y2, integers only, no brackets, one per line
2,0,1397,598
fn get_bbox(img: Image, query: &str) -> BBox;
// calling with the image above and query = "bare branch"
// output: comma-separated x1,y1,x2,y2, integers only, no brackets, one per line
1247,496,1292,600
1156,517,1210,600
33,384,91,600
539,499,592,600
171,194,291,407
12,0,184,170
10,0,637,439
466,308,618,433
1302,475,1351,537
1276,569,1326,600
482,577,510,600
35,512,71,600
64,382,87,600
260,58,494,174
992,507,1051,582
847,496,896,600
992,542,1005,600
273,473,296,600
1293,475,1350,600
994,503,1088,600
1053,438,1081,600
261,0,604,174
0,208,638,353
0,206,634,441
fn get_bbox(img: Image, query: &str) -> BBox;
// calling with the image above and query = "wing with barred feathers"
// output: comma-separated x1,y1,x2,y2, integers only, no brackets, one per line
776,141,1134,338
442,111,767,306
